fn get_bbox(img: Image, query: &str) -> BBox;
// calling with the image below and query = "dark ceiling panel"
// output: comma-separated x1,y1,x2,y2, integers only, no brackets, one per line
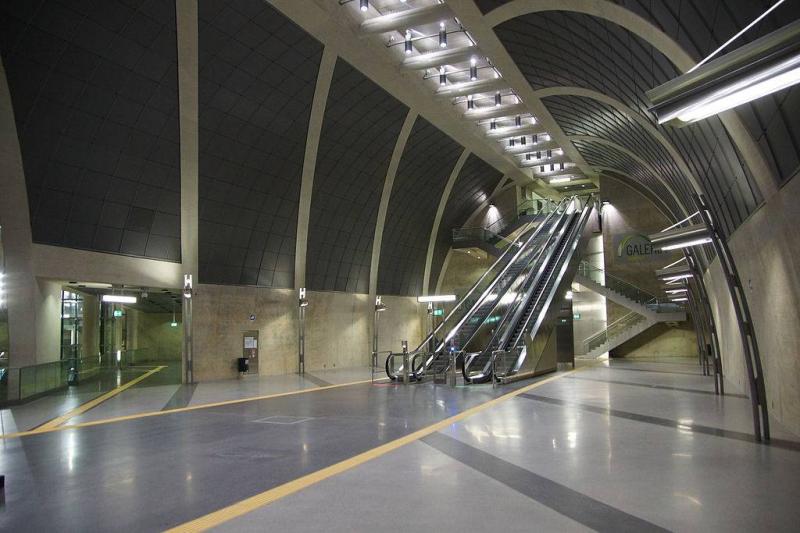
573,138,681,219
0,0,181,261
306,59,408,294
495,10,764,237
378,116,463,296
431,154,503,286
544,94,695,219
197,0,322,287
475,0,512,15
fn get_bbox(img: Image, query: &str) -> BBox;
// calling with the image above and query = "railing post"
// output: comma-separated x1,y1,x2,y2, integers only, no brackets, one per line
448,349,456,387
401,340,409,385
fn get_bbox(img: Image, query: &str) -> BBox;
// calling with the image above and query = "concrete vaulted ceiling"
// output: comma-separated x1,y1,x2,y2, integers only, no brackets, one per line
1,0,798,297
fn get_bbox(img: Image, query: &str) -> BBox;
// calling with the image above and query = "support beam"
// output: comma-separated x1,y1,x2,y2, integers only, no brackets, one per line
360,3,453,35
465,103,528,121
0,56,37,368
295,47,337,289
402,46,479,71
423,149,470,295
176,0,199,282
436,77,509,98
368,110,418,299
486,124,546,139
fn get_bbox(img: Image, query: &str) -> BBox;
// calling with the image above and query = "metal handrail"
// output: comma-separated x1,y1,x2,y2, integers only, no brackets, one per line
583,312,646,353
416,197,571,354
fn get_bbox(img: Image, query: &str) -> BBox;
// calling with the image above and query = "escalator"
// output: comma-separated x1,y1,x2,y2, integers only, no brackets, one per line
385,198,571,381
463,196,597,383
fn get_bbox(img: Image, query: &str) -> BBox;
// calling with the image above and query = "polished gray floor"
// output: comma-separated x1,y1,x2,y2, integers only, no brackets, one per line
1,359,799,531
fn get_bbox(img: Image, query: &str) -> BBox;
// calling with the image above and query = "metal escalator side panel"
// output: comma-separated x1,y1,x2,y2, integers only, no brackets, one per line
459,213,569,381
462,198,582,382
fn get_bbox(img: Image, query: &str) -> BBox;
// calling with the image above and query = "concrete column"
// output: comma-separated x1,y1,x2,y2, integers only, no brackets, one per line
295,47,337,289
422,148,470,295
0,56,38,368
82,293,99,357
176,0,199,281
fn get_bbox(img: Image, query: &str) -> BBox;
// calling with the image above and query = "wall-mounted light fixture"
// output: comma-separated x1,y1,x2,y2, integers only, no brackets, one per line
438,21,447,48
417,294,457,303
648,223,711,251
646,20,800,126
404,30,412,54
469,56,478,80
102,295,137,304
360,0,368,12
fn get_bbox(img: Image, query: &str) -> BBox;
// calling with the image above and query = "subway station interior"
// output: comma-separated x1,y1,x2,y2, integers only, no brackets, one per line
1,0,800,531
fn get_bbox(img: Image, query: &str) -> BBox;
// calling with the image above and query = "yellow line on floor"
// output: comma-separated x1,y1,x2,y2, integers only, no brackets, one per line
166,365,589,533
1,376,389,439
35,366,167,431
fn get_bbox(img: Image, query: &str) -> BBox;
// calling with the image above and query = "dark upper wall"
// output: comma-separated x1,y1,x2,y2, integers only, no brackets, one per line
197,0,322,287
306,59,408,293
0,0,181,260
431,154,503,286
378,117,463,296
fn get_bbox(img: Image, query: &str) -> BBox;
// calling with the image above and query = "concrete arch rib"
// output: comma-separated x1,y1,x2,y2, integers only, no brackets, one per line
534,86,704,197
423,148,470,296
369,109,418,302
484,0,778,200
569,135,689,219
294,47,337,290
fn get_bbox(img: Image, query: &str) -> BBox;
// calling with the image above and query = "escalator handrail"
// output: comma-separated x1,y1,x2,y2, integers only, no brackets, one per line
462,206,576,379
414,197,571,354
435,198,571,352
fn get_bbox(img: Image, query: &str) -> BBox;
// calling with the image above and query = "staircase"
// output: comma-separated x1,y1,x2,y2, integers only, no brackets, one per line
581,312,656,358
574,261,687,358
574,261,686,321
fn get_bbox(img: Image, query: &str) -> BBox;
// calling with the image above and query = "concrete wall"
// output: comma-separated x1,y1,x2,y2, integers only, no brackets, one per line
35,279,62,363
126,309,182,362
612,321,698,359
192,284,424,381
704,171,800,435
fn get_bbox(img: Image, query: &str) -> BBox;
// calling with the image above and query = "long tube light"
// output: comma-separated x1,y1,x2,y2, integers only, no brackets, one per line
417,294,457,303
647,20,800,126
102,295,137,304
648,224,710,251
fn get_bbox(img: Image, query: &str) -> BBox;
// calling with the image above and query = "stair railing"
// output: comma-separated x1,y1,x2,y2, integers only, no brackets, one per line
582,311,647,353
577,261,683,312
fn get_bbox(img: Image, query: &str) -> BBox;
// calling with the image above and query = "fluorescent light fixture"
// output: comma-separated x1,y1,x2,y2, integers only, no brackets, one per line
670,297,689,302
170,321,178,327
665,288,688,294
550,177,570,184
664,274,694,282
565,290,573,300
648,224,710,251
660,237,712,251
417,294,456,303
438,21,447,48
647,20,800,126
102,295,137,304
404,30,412,54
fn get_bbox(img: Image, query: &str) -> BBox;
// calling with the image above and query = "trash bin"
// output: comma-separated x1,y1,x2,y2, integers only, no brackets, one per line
237,357,249,373
67,367,79,386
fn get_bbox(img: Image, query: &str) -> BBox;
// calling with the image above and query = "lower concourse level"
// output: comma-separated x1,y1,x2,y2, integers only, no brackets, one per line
1,357,798,531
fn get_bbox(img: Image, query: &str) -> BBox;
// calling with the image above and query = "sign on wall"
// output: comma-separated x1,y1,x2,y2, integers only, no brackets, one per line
614,233,664,262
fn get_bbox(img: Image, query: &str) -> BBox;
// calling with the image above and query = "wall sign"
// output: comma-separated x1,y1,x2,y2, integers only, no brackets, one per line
614,233,664,262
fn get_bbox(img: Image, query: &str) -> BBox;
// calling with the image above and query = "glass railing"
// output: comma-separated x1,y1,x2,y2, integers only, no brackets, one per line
0,347,162,404
583,312,647,353
452,197,559,245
